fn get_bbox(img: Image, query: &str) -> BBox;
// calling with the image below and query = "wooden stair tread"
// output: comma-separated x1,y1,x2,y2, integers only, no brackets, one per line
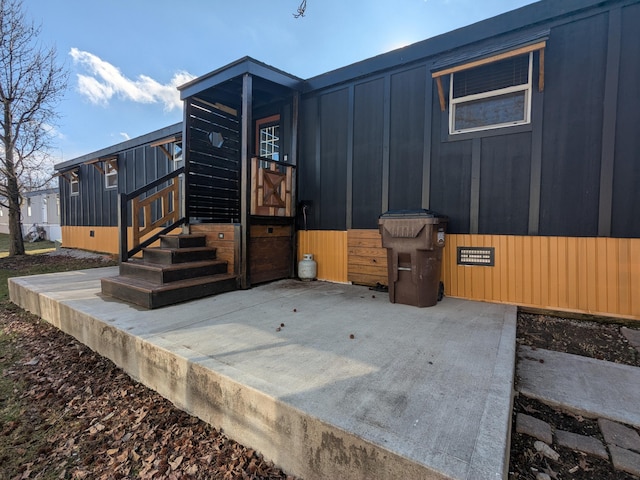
142,246,215,254
102,272,237,309
124,259,226,272
160,234,205,239
104,273,236,293
102,233,234,308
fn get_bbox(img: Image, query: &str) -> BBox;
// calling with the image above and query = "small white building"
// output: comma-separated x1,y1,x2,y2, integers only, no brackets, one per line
0,188,62,242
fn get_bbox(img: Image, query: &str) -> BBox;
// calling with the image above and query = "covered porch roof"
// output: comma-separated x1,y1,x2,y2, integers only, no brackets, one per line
178,56,304,109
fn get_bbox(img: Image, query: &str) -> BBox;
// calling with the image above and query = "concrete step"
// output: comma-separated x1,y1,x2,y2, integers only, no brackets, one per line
517,346,640,428
142,246,217,265
119,259,228,284
101,273,237,309
160,234,207,249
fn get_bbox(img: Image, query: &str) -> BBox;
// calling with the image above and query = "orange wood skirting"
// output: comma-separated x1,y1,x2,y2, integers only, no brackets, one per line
190,224,240,275
61,226,120,255
61,226,177,257
347,229,388,287
297,230,348,283
341,230,640,321
443,234,640,320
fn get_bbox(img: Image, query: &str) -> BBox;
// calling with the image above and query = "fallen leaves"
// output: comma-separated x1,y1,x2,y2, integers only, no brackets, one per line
0,301,296,479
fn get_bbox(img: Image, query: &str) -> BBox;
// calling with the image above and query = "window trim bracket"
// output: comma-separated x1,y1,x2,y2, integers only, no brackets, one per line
432,40,546,112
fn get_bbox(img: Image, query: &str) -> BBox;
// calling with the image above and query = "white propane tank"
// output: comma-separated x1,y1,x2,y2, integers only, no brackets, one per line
298,253,317,281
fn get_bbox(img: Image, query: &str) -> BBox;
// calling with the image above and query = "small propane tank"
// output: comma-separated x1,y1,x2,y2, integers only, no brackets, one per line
298,253,317,281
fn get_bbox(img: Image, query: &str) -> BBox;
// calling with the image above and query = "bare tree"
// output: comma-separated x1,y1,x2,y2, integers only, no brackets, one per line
0,0,66,255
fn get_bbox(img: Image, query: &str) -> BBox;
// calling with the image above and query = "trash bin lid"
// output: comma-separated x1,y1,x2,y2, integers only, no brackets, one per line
379,209,447,219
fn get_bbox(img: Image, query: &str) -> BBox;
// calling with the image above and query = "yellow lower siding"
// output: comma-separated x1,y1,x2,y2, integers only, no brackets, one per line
297,230,348,283
61,226,172,256
300,230,640,321
443,234,640,320
61,226,119,255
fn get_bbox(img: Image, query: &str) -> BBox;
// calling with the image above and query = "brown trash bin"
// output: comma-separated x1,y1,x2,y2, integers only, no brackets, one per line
378,210,447,307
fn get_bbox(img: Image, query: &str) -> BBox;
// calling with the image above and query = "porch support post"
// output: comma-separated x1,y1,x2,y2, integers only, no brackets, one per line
117,193,128,263
290,91,300,277
181,101,190,226
240,73,253,289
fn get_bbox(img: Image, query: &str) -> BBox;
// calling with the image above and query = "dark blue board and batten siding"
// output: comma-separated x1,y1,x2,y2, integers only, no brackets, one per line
60,140,173,228
612,2,640,238
297,0,640,239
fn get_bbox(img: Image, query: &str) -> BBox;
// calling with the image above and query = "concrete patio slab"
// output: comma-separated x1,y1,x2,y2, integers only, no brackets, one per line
9,267,517,480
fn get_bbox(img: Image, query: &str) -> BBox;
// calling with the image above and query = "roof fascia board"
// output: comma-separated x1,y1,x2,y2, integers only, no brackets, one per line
303,0,629,92
179,56,304,100
55,122,182,171
24,187,58,197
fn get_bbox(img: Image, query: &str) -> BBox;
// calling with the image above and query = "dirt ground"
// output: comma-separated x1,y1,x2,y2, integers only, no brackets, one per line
1,253,639,479
510,313,640,479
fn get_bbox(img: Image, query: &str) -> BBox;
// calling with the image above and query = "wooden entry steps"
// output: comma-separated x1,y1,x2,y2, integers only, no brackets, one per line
101,234,237,309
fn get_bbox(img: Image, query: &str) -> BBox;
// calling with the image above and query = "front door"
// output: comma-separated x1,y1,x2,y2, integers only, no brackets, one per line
248,115,295,284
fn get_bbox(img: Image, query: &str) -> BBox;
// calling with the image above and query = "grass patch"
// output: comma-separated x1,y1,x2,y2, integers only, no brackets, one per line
0,257,116,303
0,233,56,258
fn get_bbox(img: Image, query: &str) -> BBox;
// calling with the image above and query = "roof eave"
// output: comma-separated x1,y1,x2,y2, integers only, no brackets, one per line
303,0,619,92
54,122,183,171
178,56,304,100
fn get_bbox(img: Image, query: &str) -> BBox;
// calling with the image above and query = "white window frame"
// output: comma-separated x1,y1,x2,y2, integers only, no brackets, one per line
172,141,183,162
70,176,79,196
104,161,118,189
256,115,280,161
449,52,533,135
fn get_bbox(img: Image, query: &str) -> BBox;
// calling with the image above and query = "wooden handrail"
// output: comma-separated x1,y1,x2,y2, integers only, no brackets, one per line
253,156,298,169
118,167,186,263
123,167,184,201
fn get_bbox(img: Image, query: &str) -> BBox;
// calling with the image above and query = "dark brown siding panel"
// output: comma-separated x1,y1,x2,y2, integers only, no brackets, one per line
539,13,608,236
249,224,293,284
389,67,426,210
353,78,384,229
479,133,531,235
611,3,640,238
319,89,349,230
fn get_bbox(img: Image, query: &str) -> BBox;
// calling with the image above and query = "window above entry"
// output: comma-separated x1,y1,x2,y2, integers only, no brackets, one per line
256,114,280,162
432,37,546,135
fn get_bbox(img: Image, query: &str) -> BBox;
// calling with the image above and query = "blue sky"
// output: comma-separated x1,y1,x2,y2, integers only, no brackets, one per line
23,0,537,165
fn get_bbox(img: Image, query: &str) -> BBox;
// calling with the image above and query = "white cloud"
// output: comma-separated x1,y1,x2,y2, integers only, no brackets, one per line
119,132,131,141
42,123,66,141
69,48,195,111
